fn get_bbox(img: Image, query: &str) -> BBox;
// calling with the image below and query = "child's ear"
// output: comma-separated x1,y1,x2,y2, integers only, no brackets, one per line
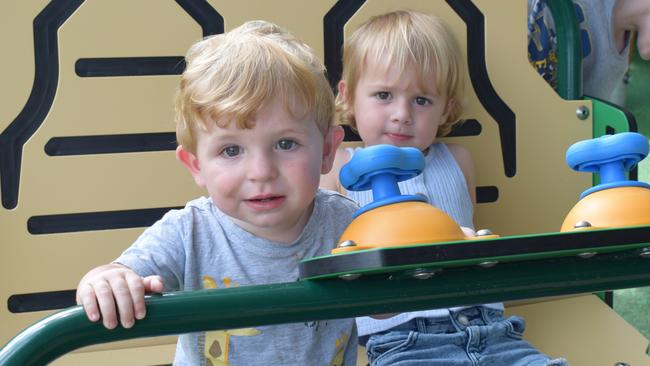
321,125,345,174
337,80,348,104
176,145,206,187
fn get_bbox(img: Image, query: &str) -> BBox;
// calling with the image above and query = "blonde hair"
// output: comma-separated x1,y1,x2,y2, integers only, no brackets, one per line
175,20,335,153
339,10,465,137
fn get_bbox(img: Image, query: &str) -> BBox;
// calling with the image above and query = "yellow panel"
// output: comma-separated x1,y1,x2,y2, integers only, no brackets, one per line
506,295,650,365
0,0,204,356
472,0,591,235
52,337,177,366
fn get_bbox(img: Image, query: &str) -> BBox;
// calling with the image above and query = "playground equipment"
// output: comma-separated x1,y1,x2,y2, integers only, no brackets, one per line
561,132,650,231
299,139,650,281
1,1,650,365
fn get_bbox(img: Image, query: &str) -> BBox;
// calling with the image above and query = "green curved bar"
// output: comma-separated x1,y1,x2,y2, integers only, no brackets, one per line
2,247,650,366
544,0,582,100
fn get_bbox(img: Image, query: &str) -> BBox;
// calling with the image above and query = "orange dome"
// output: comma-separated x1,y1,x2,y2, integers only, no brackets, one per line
336,201,465,251
561,186,650,231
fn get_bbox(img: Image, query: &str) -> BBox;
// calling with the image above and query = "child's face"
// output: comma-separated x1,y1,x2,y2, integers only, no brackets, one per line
346,60,451,151
177,98,340,243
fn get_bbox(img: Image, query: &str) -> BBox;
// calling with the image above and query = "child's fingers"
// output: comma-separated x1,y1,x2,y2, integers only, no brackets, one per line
125,273,147,320
93,279,119,329
143,275,165,294
77,283,101,322
108,276,136,328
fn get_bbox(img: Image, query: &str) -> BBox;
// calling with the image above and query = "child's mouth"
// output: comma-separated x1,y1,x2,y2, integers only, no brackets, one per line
252,197,276,202
245,195,286,210
386,133,412,141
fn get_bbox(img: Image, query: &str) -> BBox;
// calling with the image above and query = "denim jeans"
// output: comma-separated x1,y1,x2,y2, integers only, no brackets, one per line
365,306,568,366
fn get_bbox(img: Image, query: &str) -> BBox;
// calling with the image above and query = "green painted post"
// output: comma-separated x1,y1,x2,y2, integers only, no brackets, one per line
544,0,582,100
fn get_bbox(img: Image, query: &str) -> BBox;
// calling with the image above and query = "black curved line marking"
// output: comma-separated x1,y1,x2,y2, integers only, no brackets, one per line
447,119,482,137
0,0,84,210
175,0,224,37
45,132,177,155
28,207,182,234
476,186,498,203
45,133,177,155
8,290,76,313
76,57,186,77
447,0,517,177
323,0,366,88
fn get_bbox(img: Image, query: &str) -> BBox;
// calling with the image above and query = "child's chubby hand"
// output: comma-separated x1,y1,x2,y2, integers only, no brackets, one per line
76,263,164,329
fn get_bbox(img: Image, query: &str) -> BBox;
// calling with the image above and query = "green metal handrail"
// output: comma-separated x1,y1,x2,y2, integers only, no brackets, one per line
2,248,650,365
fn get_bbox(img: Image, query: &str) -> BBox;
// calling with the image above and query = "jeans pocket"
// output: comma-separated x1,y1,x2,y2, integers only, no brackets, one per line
366,331,417,365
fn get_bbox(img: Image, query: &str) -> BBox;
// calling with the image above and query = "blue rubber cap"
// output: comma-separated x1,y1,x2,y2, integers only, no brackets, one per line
340,145,427,218
566,132,649,198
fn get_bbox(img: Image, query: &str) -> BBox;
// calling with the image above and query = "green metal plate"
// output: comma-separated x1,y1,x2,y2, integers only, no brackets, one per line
299,225,650,280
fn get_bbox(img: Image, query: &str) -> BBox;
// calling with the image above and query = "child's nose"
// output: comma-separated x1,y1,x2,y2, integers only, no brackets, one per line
246,152,278,181
390,100,412,124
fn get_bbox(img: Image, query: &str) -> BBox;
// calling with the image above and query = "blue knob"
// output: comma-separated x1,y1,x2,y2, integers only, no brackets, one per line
340,145,427,217
566,132,649,199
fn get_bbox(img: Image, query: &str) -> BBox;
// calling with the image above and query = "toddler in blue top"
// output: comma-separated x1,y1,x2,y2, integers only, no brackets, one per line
322,10,567,366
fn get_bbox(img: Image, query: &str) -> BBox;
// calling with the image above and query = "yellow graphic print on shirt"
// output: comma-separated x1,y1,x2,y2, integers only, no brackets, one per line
329,332,349,366
202,275,261,366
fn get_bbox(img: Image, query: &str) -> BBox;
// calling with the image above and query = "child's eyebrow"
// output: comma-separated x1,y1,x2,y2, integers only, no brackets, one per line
273,124,312,136
365,79,394,88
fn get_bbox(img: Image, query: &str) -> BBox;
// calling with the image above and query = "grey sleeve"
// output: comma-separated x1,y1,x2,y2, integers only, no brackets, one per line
115,209,188,291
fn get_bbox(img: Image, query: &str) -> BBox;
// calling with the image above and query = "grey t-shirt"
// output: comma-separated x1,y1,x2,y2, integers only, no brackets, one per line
116,189,359,366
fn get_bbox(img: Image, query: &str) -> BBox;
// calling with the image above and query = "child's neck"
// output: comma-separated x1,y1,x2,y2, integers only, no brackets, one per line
230,201,315,244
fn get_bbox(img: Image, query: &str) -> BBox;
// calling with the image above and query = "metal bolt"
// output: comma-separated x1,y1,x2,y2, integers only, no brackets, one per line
639,247,650,258
574,220,592,229
338,240,356,248
476,229,493,236
478,261,498,268
614,362,630,366
576,106,590,120
338,273,361,280
577,252,597,259
412,268,436,280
